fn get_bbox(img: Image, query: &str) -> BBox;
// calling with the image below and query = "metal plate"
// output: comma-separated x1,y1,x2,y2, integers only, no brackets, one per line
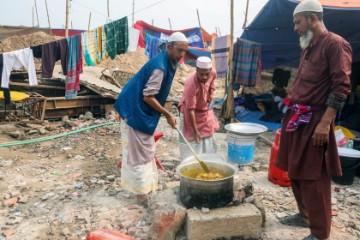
224,122,268,135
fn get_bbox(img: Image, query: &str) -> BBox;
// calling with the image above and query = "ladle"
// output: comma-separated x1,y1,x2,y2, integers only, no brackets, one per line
176,126,210,173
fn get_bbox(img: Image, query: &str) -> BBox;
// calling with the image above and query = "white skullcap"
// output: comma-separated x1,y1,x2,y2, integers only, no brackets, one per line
196,56,212,69
168,32,188,42
293,0,323,16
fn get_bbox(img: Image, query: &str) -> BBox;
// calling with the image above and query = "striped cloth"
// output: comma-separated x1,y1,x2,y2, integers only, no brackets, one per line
232,38,261,87
65,34,83,100
104,17,129,60
211,35,230,78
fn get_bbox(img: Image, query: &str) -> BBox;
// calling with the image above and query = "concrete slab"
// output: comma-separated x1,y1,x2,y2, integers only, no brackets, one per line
186,203,262,240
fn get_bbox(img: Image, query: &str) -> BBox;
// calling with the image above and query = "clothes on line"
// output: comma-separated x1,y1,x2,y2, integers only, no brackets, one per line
128,28,140,52
65,35,83,100
145,35,167,60
211,35,230,78
1,48,37,89
104,17,129,60
81,26,108,66
0,54,10,104
232,38,261,87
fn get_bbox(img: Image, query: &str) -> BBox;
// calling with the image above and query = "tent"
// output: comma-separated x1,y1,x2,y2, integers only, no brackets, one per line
241,0,360,69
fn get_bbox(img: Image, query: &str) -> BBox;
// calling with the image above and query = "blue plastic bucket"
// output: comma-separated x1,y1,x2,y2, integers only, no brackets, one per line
227,132,257,165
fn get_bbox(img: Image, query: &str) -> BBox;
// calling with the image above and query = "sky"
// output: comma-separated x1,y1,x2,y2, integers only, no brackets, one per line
0,0,269,37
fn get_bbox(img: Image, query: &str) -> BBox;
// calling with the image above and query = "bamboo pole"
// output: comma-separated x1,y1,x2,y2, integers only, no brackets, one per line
65,0,69,37
107,0,110,18
196,9,201,28
220,0,234,121
34,0,40,26
243,0,250,29
88,12,92,30
45,0,52,34
132,0,135,26
168,18,172,30
32,7,35,26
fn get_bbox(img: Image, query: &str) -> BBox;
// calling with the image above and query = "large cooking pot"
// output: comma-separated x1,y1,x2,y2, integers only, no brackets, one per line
176,154,238,209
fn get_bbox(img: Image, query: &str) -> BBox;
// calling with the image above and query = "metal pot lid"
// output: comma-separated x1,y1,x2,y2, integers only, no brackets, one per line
338,147,360,158
224,122,268,135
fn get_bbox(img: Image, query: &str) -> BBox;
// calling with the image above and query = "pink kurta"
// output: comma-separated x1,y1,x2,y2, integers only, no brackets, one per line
178,69,219,141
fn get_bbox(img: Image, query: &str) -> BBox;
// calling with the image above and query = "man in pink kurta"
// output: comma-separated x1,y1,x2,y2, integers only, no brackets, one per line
276,1,352,240
178,56,219,160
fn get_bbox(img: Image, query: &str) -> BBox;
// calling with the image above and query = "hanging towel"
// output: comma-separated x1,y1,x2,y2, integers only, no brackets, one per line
128,28,140,52
211,35,230,78
65,34,83,100
1,48,37,88
81,27,108,66
0,54,10,104
232,38,261,87
81,29,97,66
104,16,129,59
97,26,108,62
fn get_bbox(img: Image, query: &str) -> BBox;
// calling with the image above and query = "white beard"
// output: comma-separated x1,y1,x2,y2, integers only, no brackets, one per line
299,30,313,49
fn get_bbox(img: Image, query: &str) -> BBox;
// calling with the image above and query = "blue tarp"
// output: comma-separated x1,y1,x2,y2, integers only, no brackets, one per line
241,0,360,69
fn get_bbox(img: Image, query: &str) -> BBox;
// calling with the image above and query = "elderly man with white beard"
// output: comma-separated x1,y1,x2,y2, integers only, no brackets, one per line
275,0,352,239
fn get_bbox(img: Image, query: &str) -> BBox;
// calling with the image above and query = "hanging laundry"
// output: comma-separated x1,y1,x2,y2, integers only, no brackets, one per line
211,35,230,78
232,38,261,87
81,26,108,66
1,48,37,88
0,54,10,104
145,35,166,60
97,26,108,62
104,16,129,59
128,28,140,52
65,34,83,100
81,29,97,66
40,38,68,78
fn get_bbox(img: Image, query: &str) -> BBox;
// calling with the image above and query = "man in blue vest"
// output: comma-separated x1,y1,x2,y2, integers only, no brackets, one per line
114,32,188,206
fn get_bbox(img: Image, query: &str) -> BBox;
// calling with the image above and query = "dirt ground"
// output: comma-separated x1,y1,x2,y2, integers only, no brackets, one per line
1,111,360,240
1,32,360,240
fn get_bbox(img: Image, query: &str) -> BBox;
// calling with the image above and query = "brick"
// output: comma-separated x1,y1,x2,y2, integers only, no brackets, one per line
186,203,262,240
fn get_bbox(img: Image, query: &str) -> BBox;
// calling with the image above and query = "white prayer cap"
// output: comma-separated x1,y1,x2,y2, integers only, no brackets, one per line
293,0,323,16
196,56,212,69
168,32,188,43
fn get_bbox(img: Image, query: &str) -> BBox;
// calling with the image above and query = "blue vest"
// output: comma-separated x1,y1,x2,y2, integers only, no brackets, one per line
114,51,176,135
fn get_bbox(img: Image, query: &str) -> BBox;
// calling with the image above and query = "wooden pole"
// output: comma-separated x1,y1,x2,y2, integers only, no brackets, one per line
32,6,35,26
45,0,51,33
220,0,234,121
107,0,110,18
243,0,250,29
65,0,69,37
34,0,39,26
152,19,154,26
88,12,92,30
132,0,135,26
168,18,172,30
196,9,201,28
71,21,73,29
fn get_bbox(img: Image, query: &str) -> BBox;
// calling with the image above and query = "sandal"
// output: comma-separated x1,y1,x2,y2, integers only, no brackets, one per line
279,213,310,228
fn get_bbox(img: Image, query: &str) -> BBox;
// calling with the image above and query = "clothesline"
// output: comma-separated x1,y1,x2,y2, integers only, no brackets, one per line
0,16,130,101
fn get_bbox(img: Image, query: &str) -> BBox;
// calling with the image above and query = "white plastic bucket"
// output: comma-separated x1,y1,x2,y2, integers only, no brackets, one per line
227,132,257,165
224,123,267,165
